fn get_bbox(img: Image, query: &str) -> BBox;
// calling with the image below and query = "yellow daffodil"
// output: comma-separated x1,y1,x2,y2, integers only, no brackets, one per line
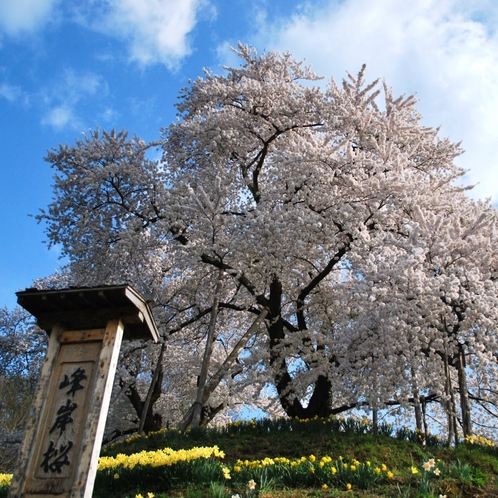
0,474,12,486
98,445,225,471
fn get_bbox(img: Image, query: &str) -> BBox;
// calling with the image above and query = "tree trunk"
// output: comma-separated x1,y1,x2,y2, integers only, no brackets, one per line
421,396,429,441
456,343,472,438
413,395,423,434
444,352,458,446
178,308,269,431
410,368,423,433
192,268,224,427
124,377,163,434
267,275,332,419
139,341,167,435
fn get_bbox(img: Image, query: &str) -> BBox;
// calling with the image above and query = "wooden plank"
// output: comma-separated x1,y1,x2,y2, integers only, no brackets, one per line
60,329,106,343
72,318,124,498
24,342,101,494
8,324,64,497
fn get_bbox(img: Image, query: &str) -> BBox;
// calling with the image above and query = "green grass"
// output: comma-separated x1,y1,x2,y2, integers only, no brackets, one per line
2,416,497,497
94,416,498,497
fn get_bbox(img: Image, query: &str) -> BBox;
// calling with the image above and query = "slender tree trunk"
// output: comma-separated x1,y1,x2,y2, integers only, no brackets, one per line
444,352,454,445
421,396,429,441
178,308,269,431
410,368,423,433
413,396,423,434
456,343,472,438
444,351,459,445
372,407,378,435
139,341,167,435
124,378,163,434
192,268,224,427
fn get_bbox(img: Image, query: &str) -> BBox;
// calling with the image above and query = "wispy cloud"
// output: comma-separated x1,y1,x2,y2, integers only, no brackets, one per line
0,82,25,103
241,0,498,202
42,104,74,129
0,0,61,36
41,69,107,130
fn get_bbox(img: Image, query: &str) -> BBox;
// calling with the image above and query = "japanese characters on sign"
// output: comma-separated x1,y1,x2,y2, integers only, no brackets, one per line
33,340,99,485
37,366,88,475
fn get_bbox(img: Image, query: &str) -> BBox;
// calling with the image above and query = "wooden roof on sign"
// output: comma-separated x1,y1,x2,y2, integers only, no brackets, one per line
16,285,159,342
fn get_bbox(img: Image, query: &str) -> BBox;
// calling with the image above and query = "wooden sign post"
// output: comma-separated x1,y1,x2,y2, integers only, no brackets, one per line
8,285,159,498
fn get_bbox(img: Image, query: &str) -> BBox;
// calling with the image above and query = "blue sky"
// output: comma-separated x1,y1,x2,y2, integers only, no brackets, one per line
1,0,498,309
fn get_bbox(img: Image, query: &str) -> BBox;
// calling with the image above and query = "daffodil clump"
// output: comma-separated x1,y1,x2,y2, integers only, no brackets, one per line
95,444,396,496
464,434,495,447
98,445,225,471
0,474,13,498
226,454,394,491
94,445,226,497
0,475,12,487
409,457,445,496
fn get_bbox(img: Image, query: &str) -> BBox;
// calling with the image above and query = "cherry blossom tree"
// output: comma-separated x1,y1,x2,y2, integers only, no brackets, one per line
0,307,47,469
337,195,498,439
36,44,498,437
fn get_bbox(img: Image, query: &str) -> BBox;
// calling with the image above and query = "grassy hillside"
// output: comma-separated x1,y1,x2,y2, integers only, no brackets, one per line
93,416,498,498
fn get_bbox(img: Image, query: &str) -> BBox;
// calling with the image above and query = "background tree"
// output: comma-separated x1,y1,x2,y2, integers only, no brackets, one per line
0,306,47,470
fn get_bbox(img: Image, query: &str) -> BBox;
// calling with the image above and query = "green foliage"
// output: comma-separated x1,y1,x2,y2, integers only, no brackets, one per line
448,459,486,487
94,416,498,496
3,417,498,496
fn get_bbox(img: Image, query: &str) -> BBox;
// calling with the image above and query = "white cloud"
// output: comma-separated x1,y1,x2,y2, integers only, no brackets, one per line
90,0,208,68
0,0,60,36
242,0,498,202
42,104,74,128
41,69,106,130
0,83,23,102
